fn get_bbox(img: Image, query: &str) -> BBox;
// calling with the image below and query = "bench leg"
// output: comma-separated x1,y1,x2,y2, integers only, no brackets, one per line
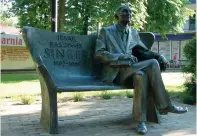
40,82,58,134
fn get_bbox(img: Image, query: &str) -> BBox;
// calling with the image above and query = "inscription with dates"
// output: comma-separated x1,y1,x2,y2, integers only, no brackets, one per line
43,34,88,67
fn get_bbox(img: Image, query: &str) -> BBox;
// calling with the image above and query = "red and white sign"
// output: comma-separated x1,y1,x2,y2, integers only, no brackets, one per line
1,34,35,70
171,41,180,61
1,34,25,46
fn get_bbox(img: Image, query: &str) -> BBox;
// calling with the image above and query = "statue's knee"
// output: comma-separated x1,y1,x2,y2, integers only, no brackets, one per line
150,59,159,67
150,59,158,64
133,71,145,80
133,71,147,92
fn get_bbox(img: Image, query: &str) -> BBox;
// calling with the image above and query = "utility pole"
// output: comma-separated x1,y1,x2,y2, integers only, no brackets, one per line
51,0,58,32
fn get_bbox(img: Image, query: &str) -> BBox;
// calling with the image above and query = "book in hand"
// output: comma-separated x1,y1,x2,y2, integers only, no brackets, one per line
110,60,131,68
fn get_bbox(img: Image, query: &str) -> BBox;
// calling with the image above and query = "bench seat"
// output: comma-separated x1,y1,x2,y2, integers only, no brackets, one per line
56,80,121,92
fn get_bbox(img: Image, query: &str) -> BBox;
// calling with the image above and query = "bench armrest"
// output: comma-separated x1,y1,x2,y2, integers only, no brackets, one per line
139,32,155,49
36,56,56,91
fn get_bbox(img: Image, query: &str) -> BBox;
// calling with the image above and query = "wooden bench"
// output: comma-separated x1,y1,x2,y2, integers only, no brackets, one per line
23,26,160,134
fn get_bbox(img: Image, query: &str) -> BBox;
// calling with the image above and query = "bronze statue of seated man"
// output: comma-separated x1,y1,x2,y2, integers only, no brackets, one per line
95,5,188,135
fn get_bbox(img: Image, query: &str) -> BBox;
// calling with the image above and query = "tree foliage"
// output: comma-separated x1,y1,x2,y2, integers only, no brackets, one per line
182,37,196,104
0,0,16,26
8,0,194,35
65,0,109,34
182,37,196,75
146,0,194,36
0,12,14,26
64,0,148,34
10,0,51,31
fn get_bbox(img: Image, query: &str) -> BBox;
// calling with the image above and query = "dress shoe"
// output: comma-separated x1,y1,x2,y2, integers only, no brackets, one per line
136,121,147,135
159,105,188,115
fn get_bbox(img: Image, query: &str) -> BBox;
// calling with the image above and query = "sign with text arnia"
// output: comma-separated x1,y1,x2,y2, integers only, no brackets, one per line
1,34,25,46
1,34,34,70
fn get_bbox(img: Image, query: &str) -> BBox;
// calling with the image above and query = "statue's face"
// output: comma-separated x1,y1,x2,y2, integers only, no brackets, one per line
117,8,131,25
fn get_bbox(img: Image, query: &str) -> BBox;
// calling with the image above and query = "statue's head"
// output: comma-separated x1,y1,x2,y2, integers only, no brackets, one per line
115,5,132,25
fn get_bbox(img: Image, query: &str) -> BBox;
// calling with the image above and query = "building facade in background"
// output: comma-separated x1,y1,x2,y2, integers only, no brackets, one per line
183,0,196,32
152,33,195,69
151,0,196,69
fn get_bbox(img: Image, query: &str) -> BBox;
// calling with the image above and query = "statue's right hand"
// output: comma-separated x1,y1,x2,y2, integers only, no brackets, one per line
118,53,138,62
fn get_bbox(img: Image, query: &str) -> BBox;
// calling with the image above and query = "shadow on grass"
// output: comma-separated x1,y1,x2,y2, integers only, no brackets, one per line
1,73,39,83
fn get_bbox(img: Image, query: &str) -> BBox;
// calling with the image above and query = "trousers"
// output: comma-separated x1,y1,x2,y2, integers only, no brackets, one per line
115,59,171,121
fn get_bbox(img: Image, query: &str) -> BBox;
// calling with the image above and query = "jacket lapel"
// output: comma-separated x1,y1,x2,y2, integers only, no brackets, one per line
109,25,125,53
112,25,126,53
125,29,136,54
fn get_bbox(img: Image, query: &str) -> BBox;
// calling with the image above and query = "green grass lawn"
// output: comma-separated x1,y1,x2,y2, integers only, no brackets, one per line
166,85,184,93
0,72,187,104
1,73,39,83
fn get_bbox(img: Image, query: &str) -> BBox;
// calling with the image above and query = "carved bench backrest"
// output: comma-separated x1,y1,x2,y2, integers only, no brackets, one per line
23,27,98,82
23,27,154,83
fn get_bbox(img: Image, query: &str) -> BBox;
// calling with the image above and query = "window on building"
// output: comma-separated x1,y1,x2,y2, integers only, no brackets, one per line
189,11,196,30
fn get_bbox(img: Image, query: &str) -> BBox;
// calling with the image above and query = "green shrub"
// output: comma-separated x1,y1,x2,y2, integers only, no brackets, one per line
183,77,196,104
100,91,112,99
20,95,35,105
73,93,83,102
182,37,196,104
126,91,133,98
183,95,194,105
182,37,196,74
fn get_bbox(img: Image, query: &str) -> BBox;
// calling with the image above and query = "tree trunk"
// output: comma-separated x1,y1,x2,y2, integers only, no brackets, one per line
83,14,89,35
58,0,66,32
81,2,89,35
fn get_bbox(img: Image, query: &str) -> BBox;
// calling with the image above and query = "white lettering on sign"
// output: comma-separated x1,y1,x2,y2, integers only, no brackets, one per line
0,34,25,46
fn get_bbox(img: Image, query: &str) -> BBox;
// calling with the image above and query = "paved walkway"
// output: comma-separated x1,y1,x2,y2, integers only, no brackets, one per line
1,98,196,136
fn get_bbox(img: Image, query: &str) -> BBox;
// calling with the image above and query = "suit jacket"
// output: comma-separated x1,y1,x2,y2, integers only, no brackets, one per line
94,24,159,83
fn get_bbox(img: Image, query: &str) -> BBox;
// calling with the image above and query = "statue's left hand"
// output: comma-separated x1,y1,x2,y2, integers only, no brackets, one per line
158,55,169,72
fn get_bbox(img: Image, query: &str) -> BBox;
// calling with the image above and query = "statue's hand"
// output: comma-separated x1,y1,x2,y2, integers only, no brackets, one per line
119,53,138,62
158,55,168,72
158,54,168,64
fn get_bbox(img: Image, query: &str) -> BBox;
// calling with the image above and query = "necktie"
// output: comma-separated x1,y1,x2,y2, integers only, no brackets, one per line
122,31,127,46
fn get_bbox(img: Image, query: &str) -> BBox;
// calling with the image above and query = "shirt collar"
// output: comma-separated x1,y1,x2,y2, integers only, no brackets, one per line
116,24,129,34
